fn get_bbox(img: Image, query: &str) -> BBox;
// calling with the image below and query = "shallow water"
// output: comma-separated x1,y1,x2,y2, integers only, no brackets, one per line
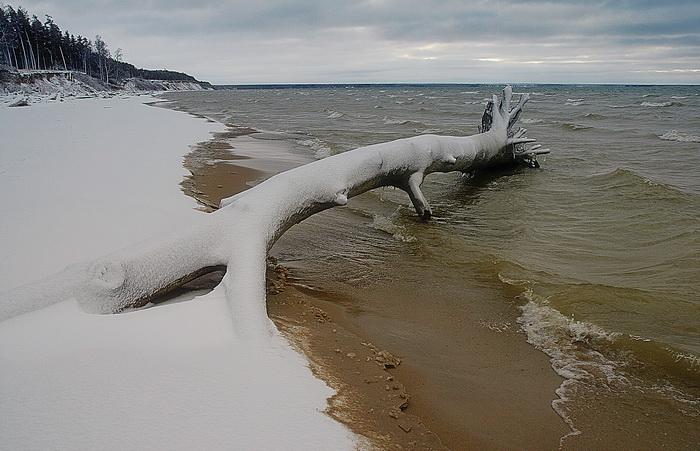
163,85,700,448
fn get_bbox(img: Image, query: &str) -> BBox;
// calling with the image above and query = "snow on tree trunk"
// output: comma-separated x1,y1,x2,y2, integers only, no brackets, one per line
0,87,548,340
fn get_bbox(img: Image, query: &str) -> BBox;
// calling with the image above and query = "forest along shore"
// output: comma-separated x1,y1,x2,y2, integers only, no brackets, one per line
172,110,571,450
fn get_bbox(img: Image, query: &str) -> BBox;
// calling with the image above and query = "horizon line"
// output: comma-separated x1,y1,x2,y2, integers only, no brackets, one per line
210,82,700,88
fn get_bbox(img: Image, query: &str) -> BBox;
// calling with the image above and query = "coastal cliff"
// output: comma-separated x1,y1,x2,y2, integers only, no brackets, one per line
0,66,211,100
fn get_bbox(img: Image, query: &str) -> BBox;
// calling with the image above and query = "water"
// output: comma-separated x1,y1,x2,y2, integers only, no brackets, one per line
162,85,700,448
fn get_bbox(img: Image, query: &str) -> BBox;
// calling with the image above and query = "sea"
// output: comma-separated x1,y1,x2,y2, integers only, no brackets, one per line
161,84,699,449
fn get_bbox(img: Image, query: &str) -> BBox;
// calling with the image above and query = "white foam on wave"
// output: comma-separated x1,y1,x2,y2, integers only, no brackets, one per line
566,123,591,130
296,138,333,159
416,129,444,135
502,270,700,445
513,289,626,445
383,115,409,125
641,101,673,107
517,297,623,383
324,108,345,119
660,130,700,143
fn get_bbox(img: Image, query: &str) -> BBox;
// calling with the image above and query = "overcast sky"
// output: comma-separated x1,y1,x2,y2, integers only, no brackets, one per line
9,0,700,84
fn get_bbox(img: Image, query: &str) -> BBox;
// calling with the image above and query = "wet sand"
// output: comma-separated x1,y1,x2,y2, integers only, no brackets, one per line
179,131,444,448
180,126,264,210
180,126,571,449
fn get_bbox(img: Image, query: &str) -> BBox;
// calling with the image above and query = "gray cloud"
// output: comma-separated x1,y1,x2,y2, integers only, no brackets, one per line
10,0,700,83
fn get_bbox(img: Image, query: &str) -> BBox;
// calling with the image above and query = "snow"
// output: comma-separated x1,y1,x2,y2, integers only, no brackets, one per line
0,97,200,289
0,96,357,449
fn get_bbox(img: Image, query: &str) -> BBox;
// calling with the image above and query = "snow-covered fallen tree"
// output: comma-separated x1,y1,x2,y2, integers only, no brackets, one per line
0,86,548,340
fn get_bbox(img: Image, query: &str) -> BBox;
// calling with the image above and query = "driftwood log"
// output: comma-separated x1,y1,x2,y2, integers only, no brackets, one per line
0,86,548,340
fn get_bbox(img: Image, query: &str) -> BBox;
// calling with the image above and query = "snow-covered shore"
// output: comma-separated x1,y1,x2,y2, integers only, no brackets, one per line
0,96,357,449
0,69,210,105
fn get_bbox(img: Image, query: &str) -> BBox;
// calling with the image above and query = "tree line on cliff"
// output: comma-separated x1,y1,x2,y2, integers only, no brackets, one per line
0,4,197,84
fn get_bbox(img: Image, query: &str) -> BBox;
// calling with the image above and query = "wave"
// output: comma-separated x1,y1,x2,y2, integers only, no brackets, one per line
582,167,700,205
641,101,674,107
382,116,430,128
607,101,681,109
583,113,608,120
505,279,700,446
516,295,623,380
559,122,593,131
369,213,417,243
516,296,699,443
296,138,332,159
351,112,378,120
383,115,409,125
660,130,700,143
413,128,448,135
323,108,345,119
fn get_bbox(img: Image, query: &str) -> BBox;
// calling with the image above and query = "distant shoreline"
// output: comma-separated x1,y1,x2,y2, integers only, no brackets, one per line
213,82,700,90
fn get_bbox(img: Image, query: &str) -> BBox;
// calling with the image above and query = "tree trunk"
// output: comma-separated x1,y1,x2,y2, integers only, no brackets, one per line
59,44,67,71
0,87,548,340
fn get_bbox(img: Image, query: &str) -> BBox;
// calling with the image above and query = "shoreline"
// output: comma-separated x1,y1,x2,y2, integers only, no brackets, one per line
178,119,571,449
177,124,448,448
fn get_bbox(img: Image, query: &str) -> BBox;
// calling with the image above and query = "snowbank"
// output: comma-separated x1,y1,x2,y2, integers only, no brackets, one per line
0,96,357,449
0,69,209,103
